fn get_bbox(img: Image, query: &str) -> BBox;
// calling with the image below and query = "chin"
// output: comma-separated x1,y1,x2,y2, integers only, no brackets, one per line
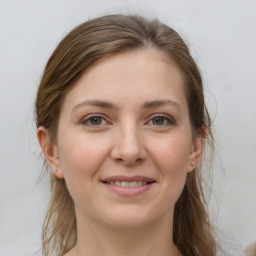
99,205,160,229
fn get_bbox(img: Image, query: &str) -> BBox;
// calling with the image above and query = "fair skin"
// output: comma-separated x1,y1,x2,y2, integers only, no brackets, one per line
38,48,204,256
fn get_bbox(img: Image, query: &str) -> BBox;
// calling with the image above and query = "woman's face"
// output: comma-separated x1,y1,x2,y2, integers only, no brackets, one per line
43,48,203,229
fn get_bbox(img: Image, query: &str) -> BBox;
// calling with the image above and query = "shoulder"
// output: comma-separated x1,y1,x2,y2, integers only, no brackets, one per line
244,242,256,256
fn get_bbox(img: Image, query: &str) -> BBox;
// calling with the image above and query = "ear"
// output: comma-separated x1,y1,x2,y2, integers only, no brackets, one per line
187,135,204,173
37,126,64,179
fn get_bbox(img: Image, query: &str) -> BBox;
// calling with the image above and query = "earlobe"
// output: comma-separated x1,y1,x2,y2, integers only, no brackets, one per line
187,136,204,173
37,126,64,179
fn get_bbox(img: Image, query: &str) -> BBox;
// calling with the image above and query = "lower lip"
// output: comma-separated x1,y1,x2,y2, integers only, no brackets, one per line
102,182,154,196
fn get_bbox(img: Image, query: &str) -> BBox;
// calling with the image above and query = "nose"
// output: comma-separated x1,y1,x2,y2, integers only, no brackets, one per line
110,123,147,165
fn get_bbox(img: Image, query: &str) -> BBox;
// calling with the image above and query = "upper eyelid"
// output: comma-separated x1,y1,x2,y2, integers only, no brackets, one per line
80,113,175,124
146,113,175,122
82,113,108,119
81,114,111,124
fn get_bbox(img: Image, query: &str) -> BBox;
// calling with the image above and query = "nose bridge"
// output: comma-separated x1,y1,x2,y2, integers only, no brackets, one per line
111,117,146,164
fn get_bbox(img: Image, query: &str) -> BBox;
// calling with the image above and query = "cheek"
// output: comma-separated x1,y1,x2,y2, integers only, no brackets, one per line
152,134,192,174
151,135,191,200
59,133,106,169
57,134,109,192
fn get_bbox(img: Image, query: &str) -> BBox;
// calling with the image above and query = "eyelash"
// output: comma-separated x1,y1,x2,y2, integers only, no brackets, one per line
81,114,176,127
81,114,110,126
147,114,176,126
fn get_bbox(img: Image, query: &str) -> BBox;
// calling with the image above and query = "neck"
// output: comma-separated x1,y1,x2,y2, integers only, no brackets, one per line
69,210,181,256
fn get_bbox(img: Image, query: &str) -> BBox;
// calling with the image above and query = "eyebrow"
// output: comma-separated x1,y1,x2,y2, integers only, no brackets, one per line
72,99,118,112
142,99,181,111
72,99,181,112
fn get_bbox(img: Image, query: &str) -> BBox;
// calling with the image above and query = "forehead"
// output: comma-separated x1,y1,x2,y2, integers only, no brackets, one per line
60,48,188,112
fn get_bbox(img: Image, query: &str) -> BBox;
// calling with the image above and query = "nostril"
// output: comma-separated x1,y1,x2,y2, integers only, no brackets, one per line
110,137,147,165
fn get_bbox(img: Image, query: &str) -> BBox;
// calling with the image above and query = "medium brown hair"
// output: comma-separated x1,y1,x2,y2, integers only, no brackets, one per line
35,14,217,256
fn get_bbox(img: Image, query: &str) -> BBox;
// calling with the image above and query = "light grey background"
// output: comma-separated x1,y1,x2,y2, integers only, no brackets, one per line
1,0,255,255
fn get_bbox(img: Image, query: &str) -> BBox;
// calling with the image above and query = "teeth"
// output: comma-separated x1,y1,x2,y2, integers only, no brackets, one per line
121,181,129,187
129,181,137,187
115,181,121,186
137,181,142,186
106,181,151,187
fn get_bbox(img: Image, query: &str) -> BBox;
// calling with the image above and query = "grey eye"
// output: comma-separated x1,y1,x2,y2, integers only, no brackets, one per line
82,116,108,126
89,117,103,125
152,117,165,125
147,115,176,127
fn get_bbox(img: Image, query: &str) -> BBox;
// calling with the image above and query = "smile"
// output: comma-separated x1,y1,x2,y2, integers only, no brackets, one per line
104,181,151,187
101,175,155,196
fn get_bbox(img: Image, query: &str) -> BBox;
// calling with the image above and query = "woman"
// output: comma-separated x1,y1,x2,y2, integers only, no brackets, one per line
36,14,217,256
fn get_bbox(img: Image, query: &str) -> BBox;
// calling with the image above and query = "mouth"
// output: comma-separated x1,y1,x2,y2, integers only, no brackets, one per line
102,180,154,187
101,175,156,196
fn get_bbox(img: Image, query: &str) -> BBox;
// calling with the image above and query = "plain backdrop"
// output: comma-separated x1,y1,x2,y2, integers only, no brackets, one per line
0,1,256,255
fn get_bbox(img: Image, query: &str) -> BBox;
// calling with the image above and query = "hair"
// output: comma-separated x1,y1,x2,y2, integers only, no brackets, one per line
35,14,217,256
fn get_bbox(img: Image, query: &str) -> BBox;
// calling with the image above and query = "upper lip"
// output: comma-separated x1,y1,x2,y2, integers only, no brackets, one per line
101,175,155,182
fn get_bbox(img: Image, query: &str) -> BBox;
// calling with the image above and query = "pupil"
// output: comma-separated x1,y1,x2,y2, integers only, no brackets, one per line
91,117,102,125
153,117,164,125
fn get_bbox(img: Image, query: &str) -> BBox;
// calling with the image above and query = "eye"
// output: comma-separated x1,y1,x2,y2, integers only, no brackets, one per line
82,115,109,126
147,115,175,126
